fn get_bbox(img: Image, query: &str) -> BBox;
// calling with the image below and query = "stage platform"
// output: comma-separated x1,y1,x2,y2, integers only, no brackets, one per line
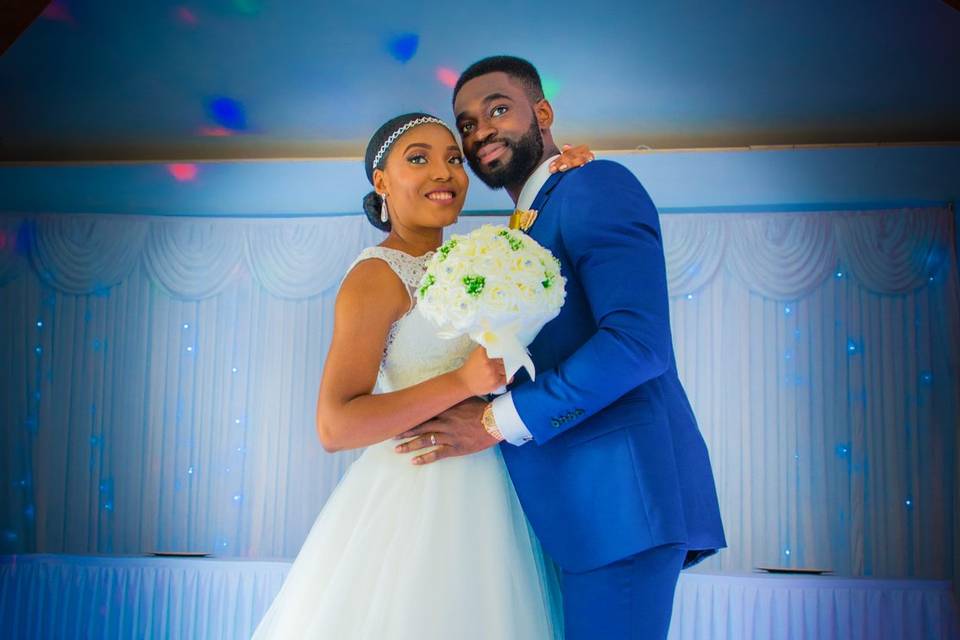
1,554,957,639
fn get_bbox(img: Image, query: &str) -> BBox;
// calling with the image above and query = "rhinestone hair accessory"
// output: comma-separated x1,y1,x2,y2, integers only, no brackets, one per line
371,116,454,171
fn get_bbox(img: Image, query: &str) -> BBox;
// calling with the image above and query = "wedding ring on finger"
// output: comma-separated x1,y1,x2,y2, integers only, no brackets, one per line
430,433,437,447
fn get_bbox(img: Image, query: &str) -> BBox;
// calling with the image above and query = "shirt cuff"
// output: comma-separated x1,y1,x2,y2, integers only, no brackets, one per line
491,392,534,446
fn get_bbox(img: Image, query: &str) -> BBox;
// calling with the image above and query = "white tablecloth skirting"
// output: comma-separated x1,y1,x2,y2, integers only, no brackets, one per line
1,555,957,639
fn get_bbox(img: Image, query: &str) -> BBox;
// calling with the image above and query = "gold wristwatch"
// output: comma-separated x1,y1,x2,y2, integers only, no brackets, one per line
481,403,504,441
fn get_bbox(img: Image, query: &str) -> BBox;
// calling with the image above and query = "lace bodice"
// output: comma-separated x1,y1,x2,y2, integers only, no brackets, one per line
344,247,474,393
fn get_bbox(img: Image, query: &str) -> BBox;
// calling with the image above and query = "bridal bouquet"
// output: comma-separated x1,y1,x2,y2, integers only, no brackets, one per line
416,224,566,381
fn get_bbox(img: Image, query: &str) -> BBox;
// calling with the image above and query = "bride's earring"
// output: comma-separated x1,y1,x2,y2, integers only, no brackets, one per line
380,194,389,224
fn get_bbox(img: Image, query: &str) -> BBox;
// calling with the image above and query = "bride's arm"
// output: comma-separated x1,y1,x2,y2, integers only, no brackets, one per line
315,259,504,452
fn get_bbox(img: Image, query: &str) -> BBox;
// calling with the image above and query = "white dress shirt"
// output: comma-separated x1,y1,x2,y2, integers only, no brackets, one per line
490,154,561,446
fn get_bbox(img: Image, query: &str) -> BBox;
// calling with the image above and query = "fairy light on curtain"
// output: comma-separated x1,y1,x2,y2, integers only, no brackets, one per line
0,208,956,579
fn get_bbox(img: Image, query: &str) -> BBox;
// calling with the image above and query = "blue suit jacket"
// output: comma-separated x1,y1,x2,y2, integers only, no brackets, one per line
500,160,726,572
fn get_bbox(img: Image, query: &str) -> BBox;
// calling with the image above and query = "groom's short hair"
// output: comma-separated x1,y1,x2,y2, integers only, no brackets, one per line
453,56,545,105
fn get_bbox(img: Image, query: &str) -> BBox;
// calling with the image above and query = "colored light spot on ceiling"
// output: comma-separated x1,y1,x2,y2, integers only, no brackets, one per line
233,0,262,15
41,1,73,23
168,164,198,182
207,97,247,131
0,231,7,251
388,34,419,63
174,6,199,26
541,76,560,101
197,126,235,137
436,67,459,88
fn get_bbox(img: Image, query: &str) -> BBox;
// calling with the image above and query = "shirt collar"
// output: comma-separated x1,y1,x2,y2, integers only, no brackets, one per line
516,154,561,211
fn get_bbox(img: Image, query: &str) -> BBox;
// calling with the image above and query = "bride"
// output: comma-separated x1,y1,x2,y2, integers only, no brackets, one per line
251,113,591,639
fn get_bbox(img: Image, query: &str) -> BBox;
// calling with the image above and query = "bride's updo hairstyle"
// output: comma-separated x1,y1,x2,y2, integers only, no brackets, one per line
362,112,457,232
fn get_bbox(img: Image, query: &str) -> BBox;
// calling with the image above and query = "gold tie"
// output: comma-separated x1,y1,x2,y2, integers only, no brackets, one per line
508,208,538,232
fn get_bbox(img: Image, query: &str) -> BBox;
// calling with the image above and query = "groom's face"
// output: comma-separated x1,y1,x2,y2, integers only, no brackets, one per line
454,72,544,189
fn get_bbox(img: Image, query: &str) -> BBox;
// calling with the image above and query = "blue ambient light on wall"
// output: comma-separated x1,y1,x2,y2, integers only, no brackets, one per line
388,34,419,63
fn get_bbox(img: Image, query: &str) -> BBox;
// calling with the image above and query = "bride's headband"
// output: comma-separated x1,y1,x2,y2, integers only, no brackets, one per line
371,116,456,171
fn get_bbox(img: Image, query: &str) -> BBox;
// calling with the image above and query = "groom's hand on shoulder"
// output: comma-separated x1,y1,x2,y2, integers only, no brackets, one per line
393,397,501,465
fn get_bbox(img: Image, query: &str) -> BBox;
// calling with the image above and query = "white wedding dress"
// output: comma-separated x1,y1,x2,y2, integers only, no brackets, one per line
252,246,563,640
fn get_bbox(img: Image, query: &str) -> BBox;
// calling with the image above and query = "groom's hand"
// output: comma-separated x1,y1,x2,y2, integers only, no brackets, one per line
393,397,500,465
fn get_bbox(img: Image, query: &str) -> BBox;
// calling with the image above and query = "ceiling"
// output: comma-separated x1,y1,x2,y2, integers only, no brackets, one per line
1,0,959,162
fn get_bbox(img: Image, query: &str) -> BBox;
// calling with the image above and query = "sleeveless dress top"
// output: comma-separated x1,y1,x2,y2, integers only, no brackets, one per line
251,246,562,640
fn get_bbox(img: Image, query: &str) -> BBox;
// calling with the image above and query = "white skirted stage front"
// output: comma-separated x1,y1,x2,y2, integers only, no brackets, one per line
1,555,956,639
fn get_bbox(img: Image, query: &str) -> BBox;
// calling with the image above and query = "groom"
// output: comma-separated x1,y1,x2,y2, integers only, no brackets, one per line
397,55,725,639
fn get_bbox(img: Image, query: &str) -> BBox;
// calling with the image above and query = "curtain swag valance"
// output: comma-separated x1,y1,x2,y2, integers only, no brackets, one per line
0,208,953,300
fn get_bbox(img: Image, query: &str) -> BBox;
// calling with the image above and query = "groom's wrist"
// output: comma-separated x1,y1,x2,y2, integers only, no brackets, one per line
481,403,504,442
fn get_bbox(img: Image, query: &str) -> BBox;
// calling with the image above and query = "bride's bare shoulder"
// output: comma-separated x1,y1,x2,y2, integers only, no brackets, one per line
336,257,409,321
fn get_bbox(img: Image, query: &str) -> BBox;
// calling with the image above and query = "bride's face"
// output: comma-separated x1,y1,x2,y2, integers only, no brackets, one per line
374,124,468,231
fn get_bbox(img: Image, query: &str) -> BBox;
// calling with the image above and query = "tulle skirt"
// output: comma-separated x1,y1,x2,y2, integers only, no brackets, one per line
251,441,563,639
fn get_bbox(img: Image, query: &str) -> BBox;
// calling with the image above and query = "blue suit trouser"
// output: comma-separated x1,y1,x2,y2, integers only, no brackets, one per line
562,545,686,640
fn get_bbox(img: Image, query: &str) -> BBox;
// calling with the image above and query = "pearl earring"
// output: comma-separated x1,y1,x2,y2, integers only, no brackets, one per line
380,194,389,224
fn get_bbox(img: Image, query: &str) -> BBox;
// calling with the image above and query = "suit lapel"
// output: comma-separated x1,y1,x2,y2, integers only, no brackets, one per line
530,171,565,213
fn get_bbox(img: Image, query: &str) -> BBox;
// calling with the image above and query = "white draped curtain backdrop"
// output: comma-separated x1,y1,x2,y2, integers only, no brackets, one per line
0,207,957,579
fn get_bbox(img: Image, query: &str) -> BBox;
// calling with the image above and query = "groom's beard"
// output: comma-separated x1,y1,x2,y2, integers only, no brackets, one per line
465,115,544,190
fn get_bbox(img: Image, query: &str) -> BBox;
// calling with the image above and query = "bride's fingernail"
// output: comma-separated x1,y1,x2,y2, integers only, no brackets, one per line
394,445,404,452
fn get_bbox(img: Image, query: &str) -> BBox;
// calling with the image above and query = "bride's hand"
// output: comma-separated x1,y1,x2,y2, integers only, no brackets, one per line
549,143,595,173
455,346,507,396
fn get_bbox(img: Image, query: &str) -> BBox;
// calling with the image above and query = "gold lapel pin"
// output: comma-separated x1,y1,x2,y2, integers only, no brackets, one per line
508,208,539,232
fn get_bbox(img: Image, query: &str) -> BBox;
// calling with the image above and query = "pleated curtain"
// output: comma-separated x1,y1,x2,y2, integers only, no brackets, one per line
0,207,957,579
